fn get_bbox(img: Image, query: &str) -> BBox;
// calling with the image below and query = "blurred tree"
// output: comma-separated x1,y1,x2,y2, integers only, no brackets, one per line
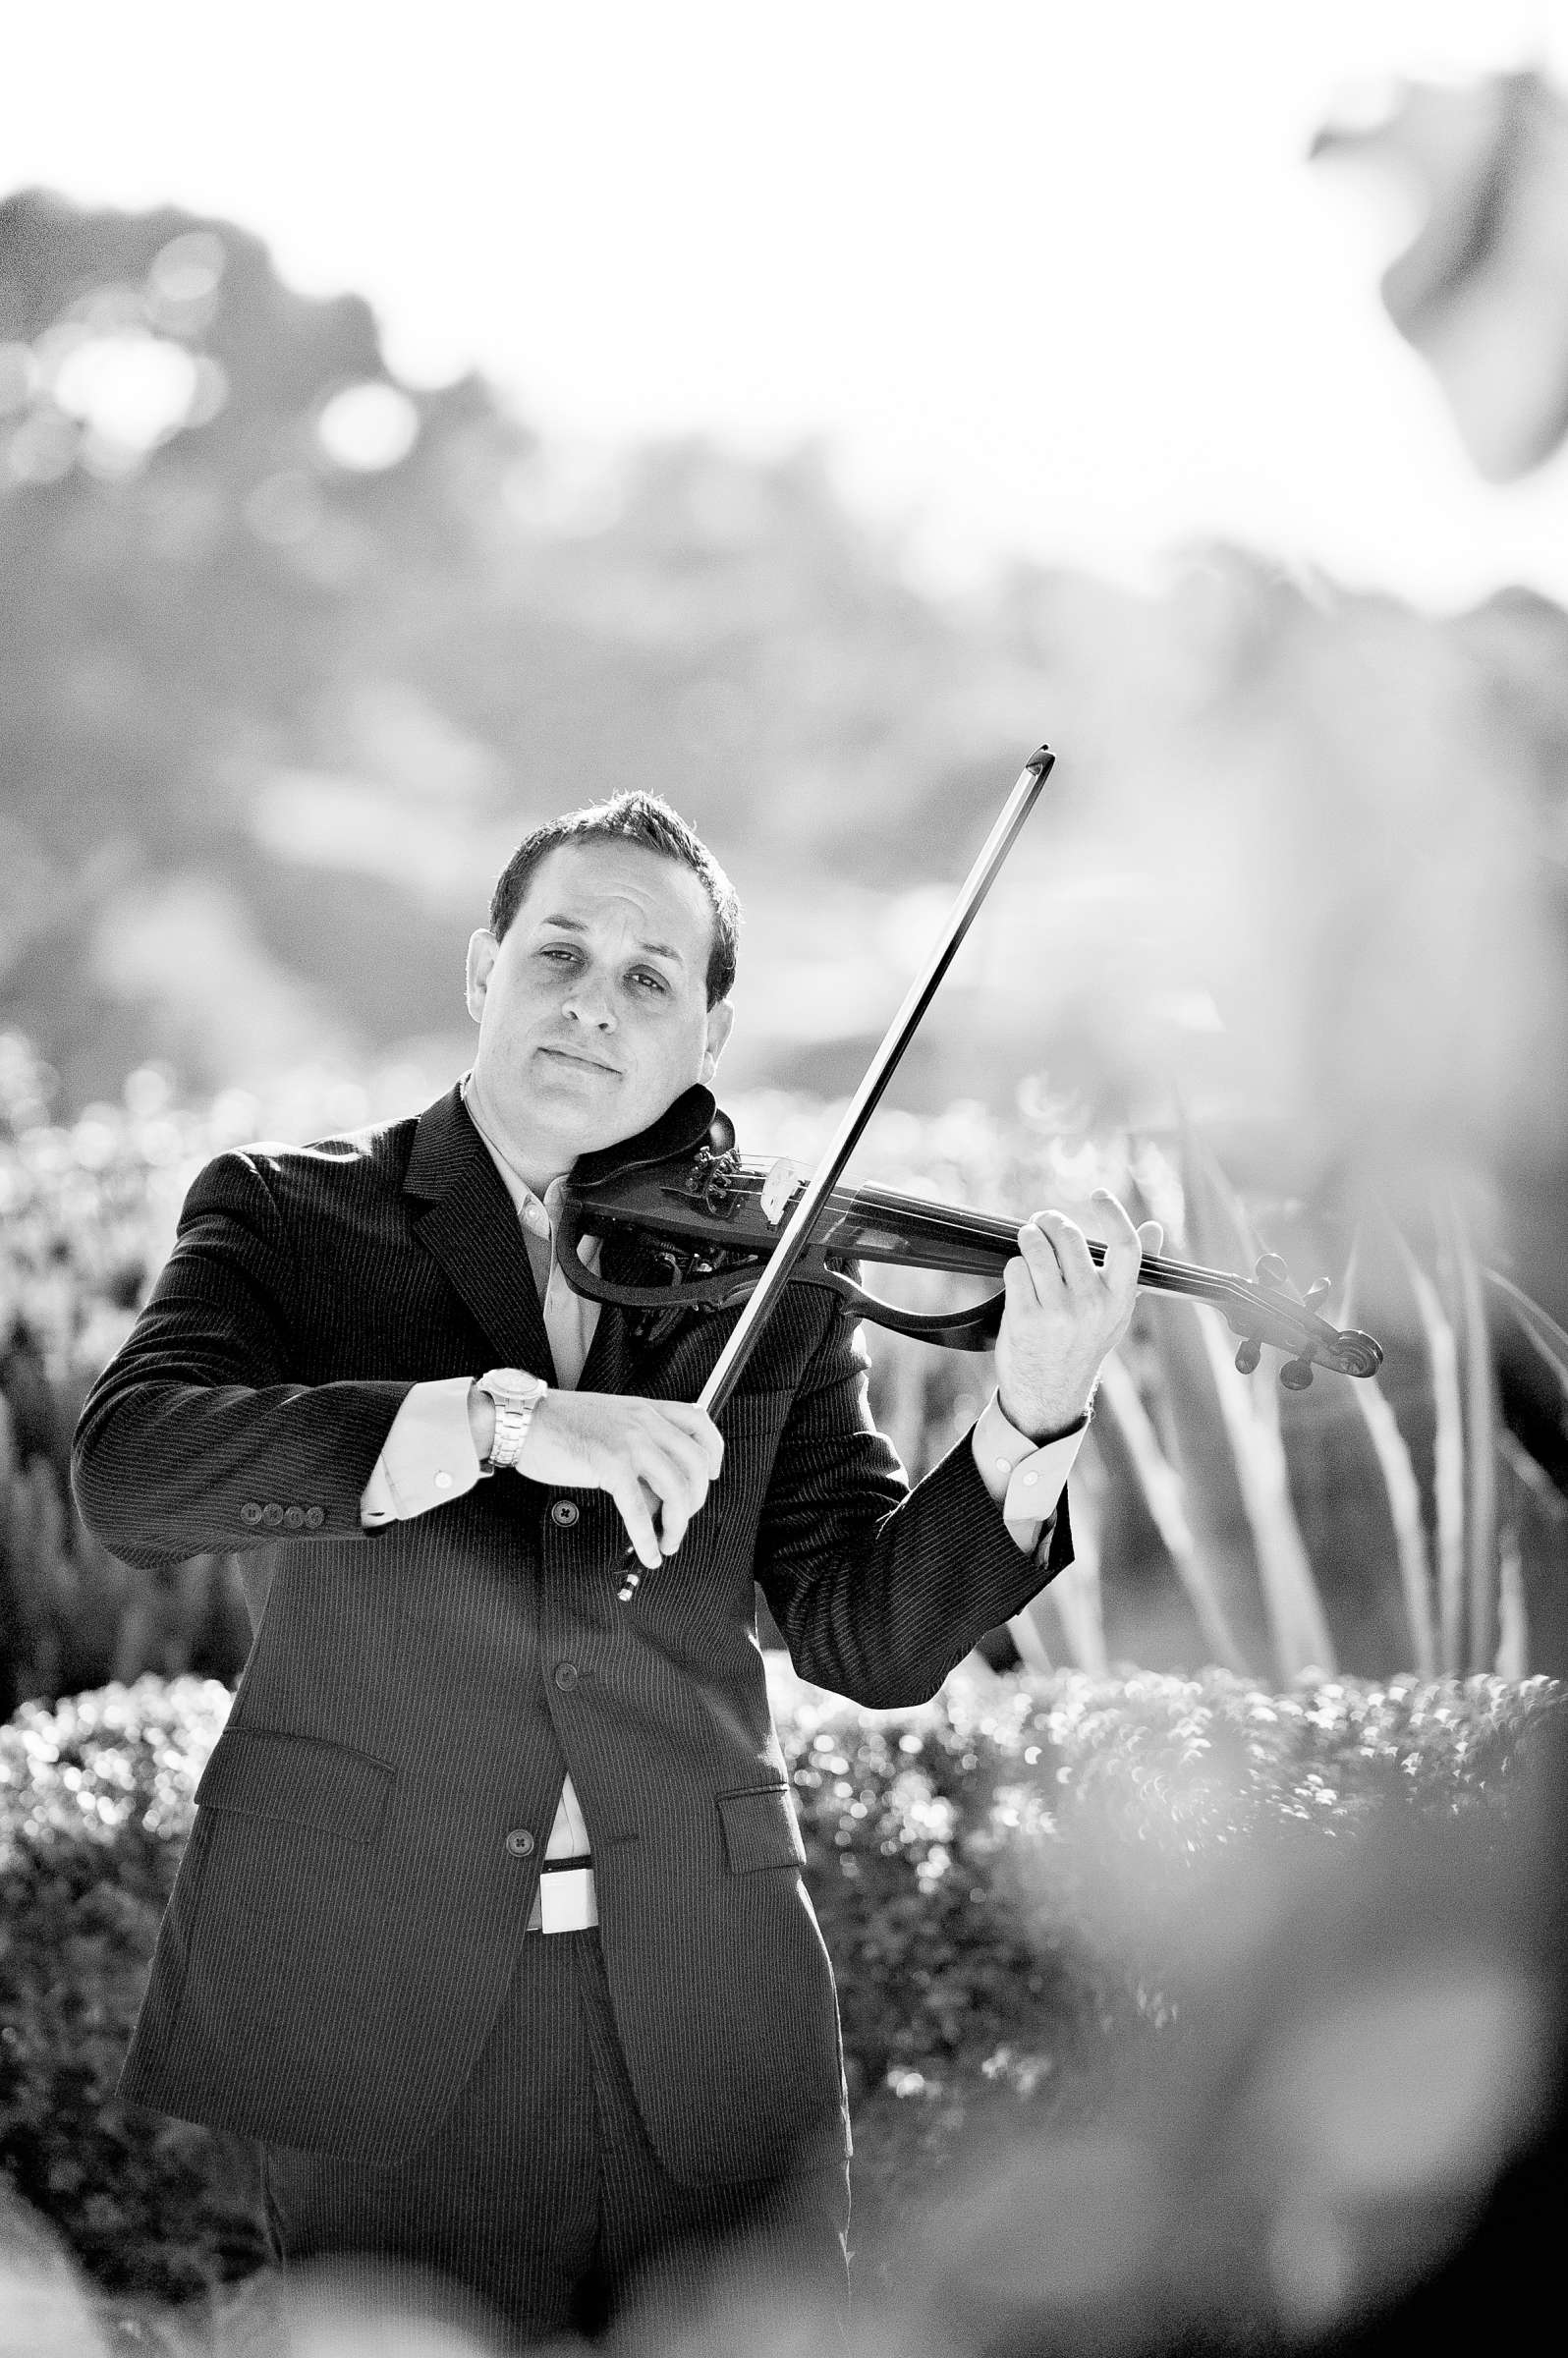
0,190,544,1096
0,192,1030,1104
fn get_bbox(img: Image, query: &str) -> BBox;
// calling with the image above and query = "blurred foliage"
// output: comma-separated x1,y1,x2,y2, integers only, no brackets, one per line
0,1039,258,1720
1,1664,1557,2308
739,1094,1568,1683
0,1678,262,2304
4,1042,1566,1718
2,188,1568,1314
784,1656,1563,2279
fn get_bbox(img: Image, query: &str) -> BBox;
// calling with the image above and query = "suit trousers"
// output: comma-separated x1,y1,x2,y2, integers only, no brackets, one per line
259,1927,852,2347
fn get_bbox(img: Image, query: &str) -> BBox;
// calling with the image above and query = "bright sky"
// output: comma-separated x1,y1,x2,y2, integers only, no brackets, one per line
7,0,1568,609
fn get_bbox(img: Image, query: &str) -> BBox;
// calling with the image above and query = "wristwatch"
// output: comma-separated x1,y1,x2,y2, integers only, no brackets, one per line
474,1368,548,1474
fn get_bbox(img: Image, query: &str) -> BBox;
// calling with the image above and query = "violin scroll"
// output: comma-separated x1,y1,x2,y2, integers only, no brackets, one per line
1219,1253,1383,1385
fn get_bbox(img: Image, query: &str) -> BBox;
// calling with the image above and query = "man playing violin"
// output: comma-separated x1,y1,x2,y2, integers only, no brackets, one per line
73,793,1157,2345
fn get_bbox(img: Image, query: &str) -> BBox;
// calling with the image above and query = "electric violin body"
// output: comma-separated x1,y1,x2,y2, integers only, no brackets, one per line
557,1089,1384,1391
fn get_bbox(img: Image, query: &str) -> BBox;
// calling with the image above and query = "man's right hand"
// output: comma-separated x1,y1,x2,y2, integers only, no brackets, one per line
471,1387,723,1569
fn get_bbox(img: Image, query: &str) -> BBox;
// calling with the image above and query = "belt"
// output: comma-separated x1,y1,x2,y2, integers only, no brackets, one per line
527,1855,598,1936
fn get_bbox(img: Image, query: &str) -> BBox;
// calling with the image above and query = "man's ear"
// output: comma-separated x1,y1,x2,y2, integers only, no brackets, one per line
466,929,498,1024
700,998,735,1081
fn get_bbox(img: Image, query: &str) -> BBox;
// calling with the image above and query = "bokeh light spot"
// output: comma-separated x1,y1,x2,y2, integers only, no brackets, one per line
377,309,474,391
315,380,419,472
148,231,226,307
122,1064,176,1120
49,331,199,455
64,282,144,336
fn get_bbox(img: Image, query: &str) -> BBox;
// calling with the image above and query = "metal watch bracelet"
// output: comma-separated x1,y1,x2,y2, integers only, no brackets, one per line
476,1370,547,1474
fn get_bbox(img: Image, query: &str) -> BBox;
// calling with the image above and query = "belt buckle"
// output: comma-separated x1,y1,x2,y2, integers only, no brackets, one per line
539,1862,598,1935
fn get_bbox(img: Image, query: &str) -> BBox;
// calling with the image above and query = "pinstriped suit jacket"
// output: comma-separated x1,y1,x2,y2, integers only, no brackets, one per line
72,1081,1070,2184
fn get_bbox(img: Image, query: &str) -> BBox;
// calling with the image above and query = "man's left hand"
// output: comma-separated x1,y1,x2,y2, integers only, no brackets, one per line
993,1190,1162,1440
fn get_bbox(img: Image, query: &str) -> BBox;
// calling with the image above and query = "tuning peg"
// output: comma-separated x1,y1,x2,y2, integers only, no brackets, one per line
1303,1277,1333,1314
1255,1253,1291,1288
1234,1336,1262,1376
1279,1358,1316,1390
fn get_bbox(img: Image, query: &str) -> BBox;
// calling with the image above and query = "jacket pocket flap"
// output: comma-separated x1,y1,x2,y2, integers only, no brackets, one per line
196,1728,394,1846
716,1783,807,1874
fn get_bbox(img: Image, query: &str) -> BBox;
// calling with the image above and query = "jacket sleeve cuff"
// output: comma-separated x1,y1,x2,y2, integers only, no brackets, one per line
360,1376,484,1526
971,1389,1090,1551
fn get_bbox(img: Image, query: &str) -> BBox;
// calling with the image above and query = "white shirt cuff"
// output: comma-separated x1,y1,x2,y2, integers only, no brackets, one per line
970,1388,1088,1550
360,1376,484,1526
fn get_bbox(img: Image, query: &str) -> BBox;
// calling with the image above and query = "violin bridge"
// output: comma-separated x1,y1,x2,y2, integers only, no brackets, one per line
759,1156,804,1227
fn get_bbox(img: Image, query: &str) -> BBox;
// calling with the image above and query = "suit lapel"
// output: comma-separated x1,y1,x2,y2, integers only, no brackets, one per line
404,1086,555,1379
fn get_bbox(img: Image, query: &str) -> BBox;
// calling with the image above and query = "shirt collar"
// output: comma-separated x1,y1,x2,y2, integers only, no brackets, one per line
460,1073,565,1236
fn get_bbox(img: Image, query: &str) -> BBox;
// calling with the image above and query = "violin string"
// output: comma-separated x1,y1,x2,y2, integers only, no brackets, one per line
720,1169,1252,1310
627,1167,1359,1351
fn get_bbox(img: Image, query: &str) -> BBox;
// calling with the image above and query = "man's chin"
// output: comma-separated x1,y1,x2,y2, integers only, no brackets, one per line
524,1054,644,1154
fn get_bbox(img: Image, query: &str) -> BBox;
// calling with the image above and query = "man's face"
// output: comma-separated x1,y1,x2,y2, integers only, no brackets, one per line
465,839,734,1170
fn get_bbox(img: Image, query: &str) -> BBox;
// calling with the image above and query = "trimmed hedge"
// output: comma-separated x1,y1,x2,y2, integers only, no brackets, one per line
1,1666,1559,2305
780,1662,1562,2254
0,1680,258,2304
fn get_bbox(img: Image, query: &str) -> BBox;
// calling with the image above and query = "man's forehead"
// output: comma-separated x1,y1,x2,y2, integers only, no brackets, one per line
520,839,713,952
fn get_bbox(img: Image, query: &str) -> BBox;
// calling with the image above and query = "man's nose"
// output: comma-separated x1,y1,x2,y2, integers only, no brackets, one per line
562,975,616,1028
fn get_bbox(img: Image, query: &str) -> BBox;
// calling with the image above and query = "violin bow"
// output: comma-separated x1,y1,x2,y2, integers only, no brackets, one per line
616,743,1056,1600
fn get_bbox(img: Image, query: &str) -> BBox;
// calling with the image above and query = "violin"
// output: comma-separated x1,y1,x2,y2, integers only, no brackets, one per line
557,1090,1384,1390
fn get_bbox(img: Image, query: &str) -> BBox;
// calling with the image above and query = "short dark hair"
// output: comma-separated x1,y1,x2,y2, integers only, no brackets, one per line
488,792,739,1007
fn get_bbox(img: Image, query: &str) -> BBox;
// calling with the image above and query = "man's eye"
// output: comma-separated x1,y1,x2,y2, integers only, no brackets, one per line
539,945,578,964
630,971,668,994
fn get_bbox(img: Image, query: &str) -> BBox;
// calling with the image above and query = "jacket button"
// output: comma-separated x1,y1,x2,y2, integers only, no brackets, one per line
554,1661,580,1690
261,1502,285,1527
282,1505,305,1530
240,1502,262,1527
305,1506,324,1529
550,1499,580,1528
504,1827,534,1858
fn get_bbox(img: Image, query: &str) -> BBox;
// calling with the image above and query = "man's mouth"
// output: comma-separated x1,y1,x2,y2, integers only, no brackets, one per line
538,1045,619,1075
